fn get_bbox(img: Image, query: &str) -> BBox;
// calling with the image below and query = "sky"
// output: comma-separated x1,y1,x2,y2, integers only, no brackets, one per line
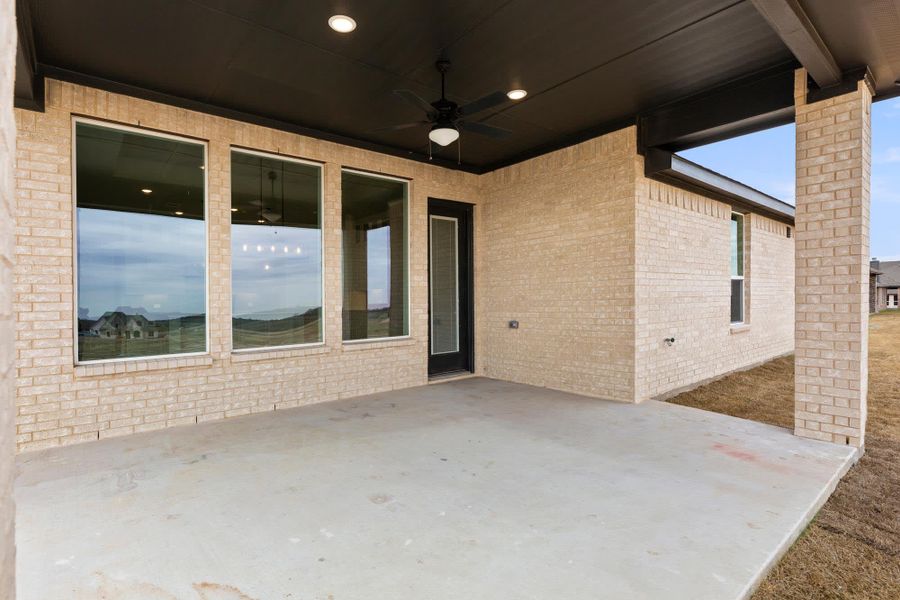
232,224,323,318
681,98,900,261
77,208,206,320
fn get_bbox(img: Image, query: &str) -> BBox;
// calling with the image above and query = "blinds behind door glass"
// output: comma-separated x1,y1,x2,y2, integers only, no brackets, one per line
430,216,459,354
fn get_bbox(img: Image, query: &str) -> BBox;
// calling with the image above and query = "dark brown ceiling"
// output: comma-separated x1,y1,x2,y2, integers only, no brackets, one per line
15,0,900,172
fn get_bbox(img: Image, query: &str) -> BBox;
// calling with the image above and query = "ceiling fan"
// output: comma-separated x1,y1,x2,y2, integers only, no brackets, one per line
379,59,513,148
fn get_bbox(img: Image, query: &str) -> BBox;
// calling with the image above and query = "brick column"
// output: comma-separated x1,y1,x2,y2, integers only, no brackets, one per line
0,0,16,596
794,68,873,447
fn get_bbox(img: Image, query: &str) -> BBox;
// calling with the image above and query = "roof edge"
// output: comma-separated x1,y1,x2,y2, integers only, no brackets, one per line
644,149,795,224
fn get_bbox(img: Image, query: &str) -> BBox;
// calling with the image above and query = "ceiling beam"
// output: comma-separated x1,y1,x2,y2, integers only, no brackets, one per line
14,0,43,110
750,0,841,88
638,64,796,152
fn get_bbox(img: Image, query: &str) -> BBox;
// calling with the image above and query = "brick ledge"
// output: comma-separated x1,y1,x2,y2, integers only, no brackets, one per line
74,355,214,377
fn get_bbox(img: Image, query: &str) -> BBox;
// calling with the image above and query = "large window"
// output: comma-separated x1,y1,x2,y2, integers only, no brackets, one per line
341,170,408,340
730,213,745,324
231,150,323,350
75,120,206,363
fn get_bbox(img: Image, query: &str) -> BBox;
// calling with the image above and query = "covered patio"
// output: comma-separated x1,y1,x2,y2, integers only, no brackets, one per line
16,378,855,600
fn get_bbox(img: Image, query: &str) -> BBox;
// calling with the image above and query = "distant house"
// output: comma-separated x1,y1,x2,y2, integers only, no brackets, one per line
870,260,900,312
88,311,164,339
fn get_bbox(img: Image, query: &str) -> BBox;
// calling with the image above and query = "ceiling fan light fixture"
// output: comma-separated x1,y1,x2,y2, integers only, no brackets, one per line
328,15,356,33
507,89,527,100
429,124,459,147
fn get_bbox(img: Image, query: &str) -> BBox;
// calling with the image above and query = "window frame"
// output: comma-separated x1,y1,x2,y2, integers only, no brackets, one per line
71,116,210,366
340,167,411,345
730,211,745,325
229,147,326,353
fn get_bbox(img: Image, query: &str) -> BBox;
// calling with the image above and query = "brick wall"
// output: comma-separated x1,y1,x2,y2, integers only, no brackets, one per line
0,0,17,594
13,81,798,451
794,69,872,447
477,127,794,403
478,128,637,401
13,79,480,451
633,169,795,400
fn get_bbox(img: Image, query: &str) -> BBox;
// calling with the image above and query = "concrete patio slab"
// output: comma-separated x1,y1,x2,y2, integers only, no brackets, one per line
15,377,856,600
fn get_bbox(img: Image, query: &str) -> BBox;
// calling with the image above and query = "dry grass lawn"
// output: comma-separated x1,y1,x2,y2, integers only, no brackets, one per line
668,311,900,599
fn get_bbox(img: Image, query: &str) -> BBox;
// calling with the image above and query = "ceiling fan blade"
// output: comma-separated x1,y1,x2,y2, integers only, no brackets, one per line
459,91,508,116
394,90,436,116
458,120,512,139
369,121,430,133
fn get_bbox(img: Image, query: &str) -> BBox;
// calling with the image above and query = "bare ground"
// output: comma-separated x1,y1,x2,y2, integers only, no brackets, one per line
667,311,900,599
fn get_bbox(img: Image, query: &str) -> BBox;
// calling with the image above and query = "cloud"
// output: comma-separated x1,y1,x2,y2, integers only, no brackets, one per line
875,147,900,164
872,176,900,204
767,180,796,204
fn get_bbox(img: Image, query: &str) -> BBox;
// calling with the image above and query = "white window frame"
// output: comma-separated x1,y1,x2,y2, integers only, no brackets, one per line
229,147,326,353
340,167,411,344
730,211,745,325
72,117,210,366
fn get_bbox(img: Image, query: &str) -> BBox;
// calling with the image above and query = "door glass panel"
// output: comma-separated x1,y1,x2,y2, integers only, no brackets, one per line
430,216,459,355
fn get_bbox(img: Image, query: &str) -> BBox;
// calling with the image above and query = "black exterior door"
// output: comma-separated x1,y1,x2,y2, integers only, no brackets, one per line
428,199,473,376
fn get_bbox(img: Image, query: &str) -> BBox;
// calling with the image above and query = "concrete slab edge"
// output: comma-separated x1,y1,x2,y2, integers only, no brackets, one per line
736,444,861,599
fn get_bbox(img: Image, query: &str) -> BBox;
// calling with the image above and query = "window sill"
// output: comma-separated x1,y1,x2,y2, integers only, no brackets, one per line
74,354,214,377
230,343,330,362
730,323,751,334
341,336,417,351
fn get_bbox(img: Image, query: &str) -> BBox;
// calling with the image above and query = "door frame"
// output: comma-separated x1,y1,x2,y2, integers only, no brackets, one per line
427,198,474,376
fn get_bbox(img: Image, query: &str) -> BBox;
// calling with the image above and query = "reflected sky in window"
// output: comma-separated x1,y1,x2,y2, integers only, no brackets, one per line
231,225,322,318
367,226,390,309
77,208,205,320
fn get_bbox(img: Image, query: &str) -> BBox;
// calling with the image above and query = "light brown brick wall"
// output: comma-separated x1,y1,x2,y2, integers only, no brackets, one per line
633,169,795,400
13,81,798,450
0,0,17,594
477,128,794,403
13,79,480,451
478,128,637,401
794,69,872,447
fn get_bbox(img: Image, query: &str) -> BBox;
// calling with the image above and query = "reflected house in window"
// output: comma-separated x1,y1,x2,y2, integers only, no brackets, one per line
87,311,164,340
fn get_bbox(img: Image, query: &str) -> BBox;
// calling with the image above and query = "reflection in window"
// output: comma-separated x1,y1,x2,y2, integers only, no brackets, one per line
731,213,745,323
75,121,206,362
231,151,322,349
341,171,408,340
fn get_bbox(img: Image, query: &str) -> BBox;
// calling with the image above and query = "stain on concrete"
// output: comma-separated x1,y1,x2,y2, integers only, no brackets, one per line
711,442,793,474
184,454,208,465
83,572,181,600
368,493,393,504
115,471,138,492
192,582,259,600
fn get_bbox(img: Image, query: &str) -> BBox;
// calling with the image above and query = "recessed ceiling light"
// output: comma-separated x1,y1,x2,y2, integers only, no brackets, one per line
174,211,184,216
231,207,238,212
328,15,356,33
507,89,527,100
141,188,153,195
